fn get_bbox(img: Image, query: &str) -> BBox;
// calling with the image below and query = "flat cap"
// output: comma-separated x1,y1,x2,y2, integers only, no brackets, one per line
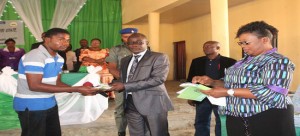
119,28,138,34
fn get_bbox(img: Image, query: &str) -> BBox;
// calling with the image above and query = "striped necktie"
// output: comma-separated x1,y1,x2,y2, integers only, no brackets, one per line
128,55,141,80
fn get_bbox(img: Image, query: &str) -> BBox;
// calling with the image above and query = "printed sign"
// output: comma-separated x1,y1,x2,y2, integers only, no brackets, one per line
0,20,24,46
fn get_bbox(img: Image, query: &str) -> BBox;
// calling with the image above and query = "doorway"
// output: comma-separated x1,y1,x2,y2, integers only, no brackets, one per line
174,41,186,81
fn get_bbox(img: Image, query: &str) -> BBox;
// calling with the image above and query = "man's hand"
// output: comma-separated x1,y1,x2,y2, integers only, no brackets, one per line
107,62,120,79
76,86,98,96
109,82,125,92
187,100,196,107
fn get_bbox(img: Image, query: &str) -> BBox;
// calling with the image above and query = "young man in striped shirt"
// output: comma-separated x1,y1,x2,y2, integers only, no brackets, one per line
13,28,98,136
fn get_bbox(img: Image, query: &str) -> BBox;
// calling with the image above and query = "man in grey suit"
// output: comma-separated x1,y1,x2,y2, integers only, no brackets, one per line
109,33,174,136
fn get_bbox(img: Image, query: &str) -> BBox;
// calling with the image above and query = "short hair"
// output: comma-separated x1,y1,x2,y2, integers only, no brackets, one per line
128,33,148,41
203,41,220,49
80,39,88,42
91,38,101,44
5,38,16,44
236,21,278,41
44,28,69,38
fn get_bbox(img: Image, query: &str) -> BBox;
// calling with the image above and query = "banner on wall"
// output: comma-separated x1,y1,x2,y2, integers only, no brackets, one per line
0,20,24,46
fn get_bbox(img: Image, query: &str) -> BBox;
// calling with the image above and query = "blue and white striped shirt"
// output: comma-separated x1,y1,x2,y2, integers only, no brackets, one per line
224,48,295,117
13,45,64,111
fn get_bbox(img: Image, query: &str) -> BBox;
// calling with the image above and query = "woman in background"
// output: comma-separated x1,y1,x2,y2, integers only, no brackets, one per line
79,38,114,98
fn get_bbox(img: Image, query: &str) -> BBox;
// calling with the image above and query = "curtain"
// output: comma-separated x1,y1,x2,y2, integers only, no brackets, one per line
1,0,122,51
0,2,37,52
0,0,7,18
68,0,122,49
50,0,86,29
41,0,56,31
10,0,43,41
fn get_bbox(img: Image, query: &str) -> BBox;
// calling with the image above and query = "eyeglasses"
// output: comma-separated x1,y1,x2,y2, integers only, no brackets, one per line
127,41,148,45
237,41,251,46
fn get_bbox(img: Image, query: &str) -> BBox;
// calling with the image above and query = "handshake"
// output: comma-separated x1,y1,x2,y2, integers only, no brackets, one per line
76,81,112,97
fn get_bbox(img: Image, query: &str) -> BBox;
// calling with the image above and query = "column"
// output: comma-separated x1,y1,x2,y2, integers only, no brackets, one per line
210,0,229,56
148,12,160,52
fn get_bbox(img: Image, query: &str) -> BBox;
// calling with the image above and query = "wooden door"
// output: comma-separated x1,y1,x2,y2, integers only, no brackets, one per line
174,41,186,81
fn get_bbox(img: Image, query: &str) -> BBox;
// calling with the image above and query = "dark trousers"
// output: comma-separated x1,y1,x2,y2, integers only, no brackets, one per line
194,98,221,136
125,95,169,136
226,104,296,136
16,105,61,136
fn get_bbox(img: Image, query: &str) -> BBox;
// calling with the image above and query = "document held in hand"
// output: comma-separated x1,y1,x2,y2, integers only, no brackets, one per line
177,83,226,106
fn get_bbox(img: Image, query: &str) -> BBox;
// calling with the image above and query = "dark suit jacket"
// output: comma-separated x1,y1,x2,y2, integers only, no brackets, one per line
120,50,174,115
187,55,236,82
74,48,84,72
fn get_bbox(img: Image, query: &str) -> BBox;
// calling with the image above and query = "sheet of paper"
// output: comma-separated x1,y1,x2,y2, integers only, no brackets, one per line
177,83,211,102
207,96,226,106
179,82,211,90
177,86,207,102
94,84,112,91
177,83,227,106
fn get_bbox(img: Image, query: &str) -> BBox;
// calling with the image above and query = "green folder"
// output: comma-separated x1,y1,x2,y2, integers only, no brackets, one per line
177,83,211,102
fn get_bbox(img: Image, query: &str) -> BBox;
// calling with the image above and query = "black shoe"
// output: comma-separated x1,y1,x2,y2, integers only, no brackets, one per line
118,132,125,136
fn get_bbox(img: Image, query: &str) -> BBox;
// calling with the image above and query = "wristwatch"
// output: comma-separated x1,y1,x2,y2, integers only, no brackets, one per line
227,89,235,97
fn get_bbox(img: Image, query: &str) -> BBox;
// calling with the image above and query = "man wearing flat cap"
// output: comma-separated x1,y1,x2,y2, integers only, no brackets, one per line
106,27,138,136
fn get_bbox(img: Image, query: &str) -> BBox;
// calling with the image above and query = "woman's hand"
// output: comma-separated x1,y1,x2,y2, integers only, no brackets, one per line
192,76,214,86
82,57,94,63
95,58,105,65
201,87,228,98
83,57,105,65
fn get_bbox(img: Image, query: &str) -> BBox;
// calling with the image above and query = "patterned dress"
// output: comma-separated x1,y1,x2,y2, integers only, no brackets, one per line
223,48,295,117
79,48,113,84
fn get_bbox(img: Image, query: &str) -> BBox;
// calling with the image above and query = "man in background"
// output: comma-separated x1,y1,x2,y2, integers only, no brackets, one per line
65,44,77,71
106,28,137,136
31,32,45,50
74,39,89,72
187,41,236,136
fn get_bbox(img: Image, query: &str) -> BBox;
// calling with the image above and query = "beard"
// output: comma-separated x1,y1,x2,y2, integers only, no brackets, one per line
58,46,68,51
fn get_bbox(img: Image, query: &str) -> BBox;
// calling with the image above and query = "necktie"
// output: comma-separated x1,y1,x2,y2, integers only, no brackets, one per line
128,55,141,80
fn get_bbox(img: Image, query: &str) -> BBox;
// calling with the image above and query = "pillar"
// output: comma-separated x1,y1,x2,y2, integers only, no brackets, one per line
148,12,160,52
210,0,229,56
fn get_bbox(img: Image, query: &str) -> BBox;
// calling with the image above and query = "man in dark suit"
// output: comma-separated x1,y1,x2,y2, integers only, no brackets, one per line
187,41,236,136
74,39,89,72
109,33,174,136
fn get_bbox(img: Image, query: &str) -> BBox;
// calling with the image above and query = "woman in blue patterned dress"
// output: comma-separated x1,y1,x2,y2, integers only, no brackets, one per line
192,21,295,136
